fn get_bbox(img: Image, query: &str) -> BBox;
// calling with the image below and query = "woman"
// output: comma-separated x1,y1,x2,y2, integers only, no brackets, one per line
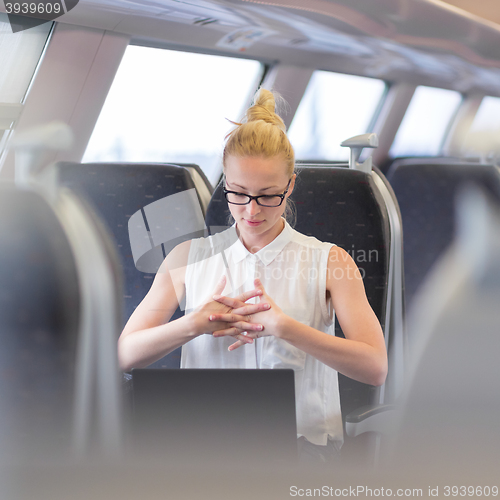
118,88,387,462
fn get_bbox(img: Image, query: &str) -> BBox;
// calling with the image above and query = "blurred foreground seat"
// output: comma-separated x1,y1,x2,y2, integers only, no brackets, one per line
0,185,79,460
384,185,500,483
1,154,124,462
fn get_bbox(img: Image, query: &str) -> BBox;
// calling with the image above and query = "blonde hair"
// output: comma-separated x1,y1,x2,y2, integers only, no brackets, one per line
223,88,295,177
222,88,296,226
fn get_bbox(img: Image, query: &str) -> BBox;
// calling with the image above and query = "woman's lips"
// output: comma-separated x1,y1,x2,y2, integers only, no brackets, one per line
245,219,264,226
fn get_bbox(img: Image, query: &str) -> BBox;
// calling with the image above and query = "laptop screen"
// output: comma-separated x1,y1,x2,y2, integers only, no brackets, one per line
131,368,297,466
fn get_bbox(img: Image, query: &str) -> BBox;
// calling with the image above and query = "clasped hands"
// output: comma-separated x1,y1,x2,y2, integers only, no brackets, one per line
195,275,281,351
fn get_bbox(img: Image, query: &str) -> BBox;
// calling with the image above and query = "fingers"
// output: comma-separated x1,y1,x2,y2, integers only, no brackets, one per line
253,279,268,304
212,288,263,308
210,313,263,332
216,320,262,332
227,331,260,351
232,301,270,316
235,287,264,303
227,332,259,351
211,294,242,310
228,339,245,351
254,278,265,292
211,327,255,344
212,275,227,296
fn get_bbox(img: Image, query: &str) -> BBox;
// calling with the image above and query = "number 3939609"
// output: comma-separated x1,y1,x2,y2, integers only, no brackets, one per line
5,2,63,15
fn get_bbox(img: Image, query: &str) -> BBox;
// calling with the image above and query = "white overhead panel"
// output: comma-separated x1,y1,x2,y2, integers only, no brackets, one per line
7,0,500,95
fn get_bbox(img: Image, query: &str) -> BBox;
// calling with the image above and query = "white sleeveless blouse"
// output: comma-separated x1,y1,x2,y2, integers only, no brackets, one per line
181,219,343,447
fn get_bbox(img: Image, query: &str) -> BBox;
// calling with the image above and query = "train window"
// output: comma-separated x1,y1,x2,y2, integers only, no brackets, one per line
83,45,263,185
288,71,386,161
0,16,52,158
463,96,500,160
389,86,461,157
468,96,500,133
0,15,51,103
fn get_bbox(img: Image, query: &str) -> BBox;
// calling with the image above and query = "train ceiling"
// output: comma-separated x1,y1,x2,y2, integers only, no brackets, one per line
3,0,500,94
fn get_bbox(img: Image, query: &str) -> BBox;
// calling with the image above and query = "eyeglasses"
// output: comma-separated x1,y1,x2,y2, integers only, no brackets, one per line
223,178,292,207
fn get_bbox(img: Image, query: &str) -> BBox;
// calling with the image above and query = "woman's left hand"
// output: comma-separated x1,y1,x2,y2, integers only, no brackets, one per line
210,278,285,351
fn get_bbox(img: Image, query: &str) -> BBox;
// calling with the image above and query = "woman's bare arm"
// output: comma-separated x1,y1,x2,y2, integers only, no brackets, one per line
118,240,193,371
118,241,269,371
211,246,388,386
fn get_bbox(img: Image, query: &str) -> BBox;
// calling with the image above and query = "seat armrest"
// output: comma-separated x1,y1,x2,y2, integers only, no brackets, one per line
345,404,397,437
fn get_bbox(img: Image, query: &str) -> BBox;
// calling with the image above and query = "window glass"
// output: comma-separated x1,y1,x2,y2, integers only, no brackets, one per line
389,86,462,157
0,15,52,164
464,96,500,160
0,14,52,103
469,96,500,133
288,71,386,161
83,45,263,185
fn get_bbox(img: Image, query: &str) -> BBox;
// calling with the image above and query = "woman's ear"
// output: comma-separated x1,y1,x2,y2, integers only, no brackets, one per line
287,173,297,197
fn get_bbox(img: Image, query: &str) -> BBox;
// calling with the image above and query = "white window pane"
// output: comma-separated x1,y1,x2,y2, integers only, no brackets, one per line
390,86,462,157
464,96,500,159
469,96,500,133
288,71,386,161
83,46,263,185
0,14,52,103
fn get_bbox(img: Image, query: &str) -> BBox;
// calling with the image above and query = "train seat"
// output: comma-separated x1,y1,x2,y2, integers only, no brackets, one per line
386,159,500,321
386,185,500,482
0,178,124,461
205,164,405,461
56,162,210,369
0,185,80,461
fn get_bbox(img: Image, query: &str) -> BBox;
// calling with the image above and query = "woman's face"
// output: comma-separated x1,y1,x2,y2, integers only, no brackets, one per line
224,155,295,252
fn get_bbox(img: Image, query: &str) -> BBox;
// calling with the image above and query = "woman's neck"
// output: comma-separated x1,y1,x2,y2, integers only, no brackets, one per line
236,218,285,254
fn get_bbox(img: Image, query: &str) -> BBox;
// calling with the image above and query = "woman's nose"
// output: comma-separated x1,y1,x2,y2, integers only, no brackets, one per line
246,199,261,216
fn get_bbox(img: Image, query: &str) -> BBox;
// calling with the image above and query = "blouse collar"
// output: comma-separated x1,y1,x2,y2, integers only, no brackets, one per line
230,219,293,267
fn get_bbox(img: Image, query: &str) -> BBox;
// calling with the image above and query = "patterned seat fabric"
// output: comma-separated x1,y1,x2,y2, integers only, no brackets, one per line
56,162,204,369
205,166,391,418
0,186,80,459
387,160,500,317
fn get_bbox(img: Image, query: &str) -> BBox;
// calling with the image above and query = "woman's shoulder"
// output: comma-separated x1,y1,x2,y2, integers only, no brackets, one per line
326,246,361,278
159,239,192,273
327,245,354,264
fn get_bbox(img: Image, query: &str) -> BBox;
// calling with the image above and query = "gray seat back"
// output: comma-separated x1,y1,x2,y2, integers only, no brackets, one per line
205,165,400,421
0,179,124,461
0,185,80,461
56,162,208,369
387,160,500,318
388,186,500,482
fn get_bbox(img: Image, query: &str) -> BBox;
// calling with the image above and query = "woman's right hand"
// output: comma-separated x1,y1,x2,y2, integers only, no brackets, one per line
191,275,270,345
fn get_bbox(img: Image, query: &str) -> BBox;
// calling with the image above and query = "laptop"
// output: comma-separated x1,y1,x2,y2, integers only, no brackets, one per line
131,368,297,466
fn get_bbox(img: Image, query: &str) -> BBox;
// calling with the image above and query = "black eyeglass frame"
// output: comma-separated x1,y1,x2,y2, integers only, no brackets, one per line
223,178,292,207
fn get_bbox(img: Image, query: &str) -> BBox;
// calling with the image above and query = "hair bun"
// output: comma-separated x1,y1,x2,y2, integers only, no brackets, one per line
223,87,294,180
245,88,286,132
